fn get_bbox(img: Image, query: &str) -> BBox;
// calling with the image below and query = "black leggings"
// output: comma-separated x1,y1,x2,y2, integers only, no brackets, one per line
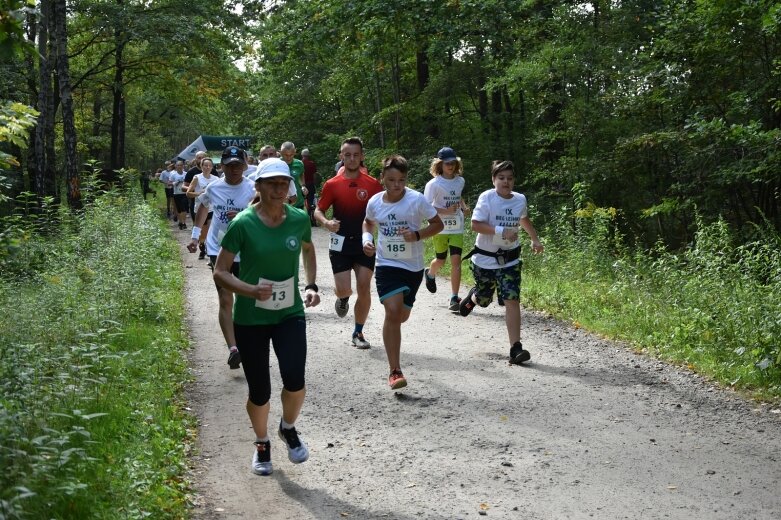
234,317,307,406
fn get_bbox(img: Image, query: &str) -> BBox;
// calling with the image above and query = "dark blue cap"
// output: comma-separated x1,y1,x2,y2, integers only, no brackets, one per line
436,146,458,163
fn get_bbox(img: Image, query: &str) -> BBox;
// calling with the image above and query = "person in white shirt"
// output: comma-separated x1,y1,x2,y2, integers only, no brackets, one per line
187,146,256,370
459,160,544,365
422,146,471,311
171,160,189,229
186,157,219,259
362,155,443,390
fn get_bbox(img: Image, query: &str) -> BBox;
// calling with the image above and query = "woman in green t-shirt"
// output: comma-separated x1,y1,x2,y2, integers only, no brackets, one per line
213,158,320,477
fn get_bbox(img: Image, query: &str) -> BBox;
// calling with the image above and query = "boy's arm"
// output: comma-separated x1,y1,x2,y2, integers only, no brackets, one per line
519,216,544,253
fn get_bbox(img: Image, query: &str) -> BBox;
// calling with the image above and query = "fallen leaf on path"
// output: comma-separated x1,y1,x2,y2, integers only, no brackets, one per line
479,502,490,510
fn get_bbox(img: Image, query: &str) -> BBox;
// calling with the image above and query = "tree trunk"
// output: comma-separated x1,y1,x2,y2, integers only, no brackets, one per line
33,0,54,199
53,0,81,209
374,70,385,148
110,38,126,170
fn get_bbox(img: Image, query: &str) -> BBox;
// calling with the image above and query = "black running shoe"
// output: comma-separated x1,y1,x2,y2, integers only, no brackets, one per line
227,348,241,369
459,287,477,317
424,268,436,293
510,341,531,365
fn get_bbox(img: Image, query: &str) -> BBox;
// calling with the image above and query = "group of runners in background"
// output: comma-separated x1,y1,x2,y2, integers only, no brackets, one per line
162,137,543,476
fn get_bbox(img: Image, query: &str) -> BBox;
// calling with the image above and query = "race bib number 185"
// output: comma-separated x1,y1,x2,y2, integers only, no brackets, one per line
384,236,412,259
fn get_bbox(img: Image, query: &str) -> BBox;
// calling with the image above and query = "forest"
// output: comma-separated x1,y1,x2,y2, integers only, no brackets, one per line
1,1,780,517
1,0,778,244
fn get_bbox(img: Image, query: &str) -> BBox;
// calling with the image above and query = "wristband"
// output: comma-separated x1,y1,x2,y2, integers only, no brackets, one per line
304,283,319,293
191,226,202,240
362,232,374,245
494,226,504,238
414,230,421,241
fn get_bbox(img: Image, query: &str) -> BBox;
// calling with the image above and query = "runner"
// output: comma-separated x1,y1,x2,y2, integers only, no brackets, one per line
459,160,544,365
187,146,256,369
184,151,207,221
171,160,189,229
186,157,219,260
362,154,443,389
159,161,175,219
422,146,470,311
279,141,305,209
213,157,319,476
314,137,382,348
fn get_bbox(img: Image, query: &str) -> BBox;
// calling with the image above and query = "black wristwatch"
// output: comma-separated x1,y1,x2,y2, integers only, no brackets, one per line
304,283,319,293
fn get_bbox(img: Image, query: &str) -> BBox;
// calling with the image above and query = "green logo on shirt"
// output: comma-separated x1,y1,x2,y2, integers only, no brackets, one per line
285,236,300,251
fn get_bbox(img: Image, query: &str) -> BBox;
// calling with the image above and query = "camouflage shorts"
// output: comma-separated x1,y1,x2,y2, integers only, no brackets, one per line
470,262,522,307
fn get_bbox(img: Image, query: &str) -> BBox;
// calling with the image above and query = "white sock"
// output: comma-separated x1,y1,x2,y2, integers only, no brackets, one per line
280,419,295,430
255,436,269,443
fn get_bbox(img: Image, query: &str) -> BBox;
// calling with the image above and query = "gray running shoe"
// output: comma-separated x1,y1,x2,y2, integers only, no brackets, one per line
334,297,349,318
448,296,461,311
278,423,309,463
351,332,371,349
252,441,272,476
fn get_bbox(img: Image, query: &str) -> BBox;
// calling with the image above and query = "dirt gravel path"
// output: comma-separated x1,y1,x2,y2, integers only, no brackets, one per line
178,223,781,520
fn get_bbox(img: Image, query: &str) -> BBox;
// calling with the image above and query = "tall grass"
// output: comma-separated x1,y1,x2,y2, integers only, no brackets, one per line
0,173,192,518
521,205,781,399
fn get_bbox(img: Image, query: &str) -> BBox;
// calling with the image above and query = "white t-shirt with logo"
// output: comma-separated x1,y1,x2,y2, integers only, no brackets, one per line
198,177,256,257
423,175,466,235
471,189,528,269
171,171,186,194
365,187,438,272
192,173,219,212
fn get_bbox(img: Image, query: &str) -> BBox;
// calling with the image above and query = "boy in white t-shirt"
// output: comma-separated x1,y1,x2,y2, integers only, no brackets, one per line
362,155,443,390
459,160,544,365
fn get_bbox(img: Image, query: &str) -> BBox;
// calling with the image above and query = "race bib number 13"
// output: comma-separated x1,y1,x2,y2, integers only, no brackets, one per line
255,277,295,310
329,233,345,252
384,236,412,259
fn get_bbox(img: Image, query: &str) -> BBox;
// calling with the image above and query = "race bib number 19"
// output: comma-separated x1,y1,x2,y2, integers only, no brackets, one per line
255,277,295,310
384,236,412,259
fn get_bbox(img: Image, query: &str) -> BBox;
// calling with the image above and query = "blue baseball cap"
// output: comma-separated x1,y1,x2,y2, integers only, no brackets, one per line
436,146,458,163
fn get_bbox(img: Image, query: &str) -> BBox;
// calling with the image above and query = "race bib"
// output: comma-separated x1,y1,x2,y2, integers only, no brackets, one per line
492,228,518,248
329,233,345,252
442,213,463,232
255,277,295,310
384,235,412,259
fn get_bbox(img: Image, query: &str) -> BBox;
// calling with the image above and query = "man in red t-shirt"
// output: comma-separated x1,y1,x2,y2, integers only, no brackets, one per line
314,137,382,349
301,148,318,225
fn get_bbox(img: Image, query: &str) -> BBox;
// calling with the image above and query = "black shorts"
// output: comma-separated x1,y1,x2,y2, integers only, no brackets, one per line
234,317,307,406
173,193,188,212
329,249,375,274
209,255,240,290
375,265,424,309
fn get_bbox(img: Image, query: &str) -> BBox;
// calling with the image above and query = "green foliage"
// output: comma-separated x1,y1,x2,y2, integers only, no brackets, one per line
0,101,38,203
0,181,192,518
522,205,781,400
